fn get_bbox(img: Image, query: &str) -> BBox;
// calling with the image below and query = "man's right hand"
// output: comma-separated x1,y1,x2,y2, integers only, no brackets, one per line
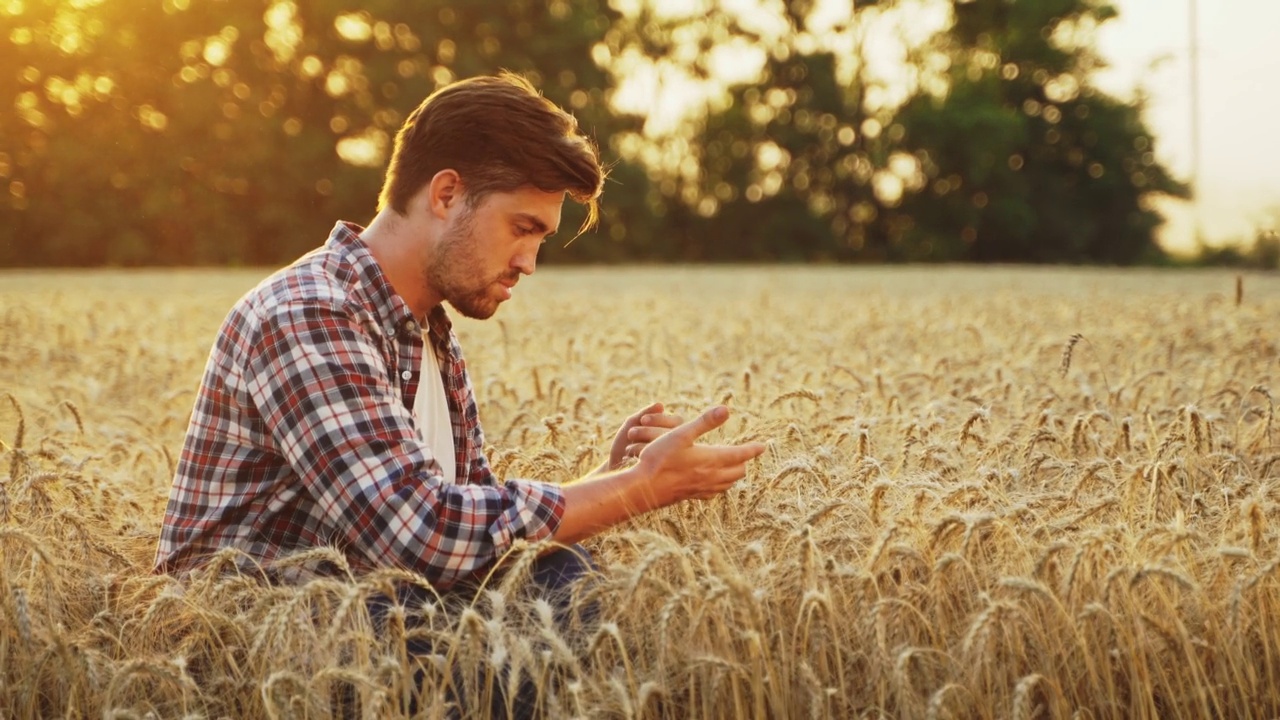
552,405,766,545
635,405,766,505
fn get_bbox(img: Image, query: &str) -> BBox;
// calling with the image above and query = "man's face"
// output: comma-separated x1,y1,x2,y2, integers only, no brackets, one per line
425,186,563,320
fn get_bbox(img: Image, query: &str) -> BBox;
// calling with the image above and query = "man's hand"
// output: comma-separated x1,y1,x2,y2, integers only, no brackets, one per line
554,405,766,544
602,402,684,473
635,405,765,505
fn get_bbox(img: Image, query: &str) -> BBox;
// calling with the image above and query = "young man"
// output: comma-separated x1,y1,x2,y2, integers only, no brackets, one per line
155,73,766,592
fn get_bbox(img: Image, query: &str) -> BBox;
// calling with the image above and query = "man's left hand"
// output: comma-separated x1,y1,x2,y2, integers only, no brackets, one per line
602,402,683,473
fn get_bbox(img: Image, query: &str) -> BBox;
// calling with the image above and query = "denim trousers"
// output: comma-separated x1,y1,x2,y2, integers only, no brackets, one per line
362,544,599,718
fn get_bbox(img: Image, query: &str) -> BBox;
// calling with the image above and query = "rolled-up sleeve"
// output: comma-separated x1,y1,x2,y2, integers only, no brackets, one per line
243,300,564,589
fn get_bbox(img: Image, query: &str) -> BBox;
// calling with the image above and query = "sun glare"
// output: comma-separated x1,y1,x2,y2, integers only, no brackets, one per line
335,128,388,168
334,12,372,43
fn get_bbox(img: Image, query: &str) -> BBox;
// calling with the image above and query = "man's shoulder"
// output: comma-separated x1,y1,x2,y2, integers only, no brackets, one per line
213,226,398,359
237,245,362,322
204,248,368,365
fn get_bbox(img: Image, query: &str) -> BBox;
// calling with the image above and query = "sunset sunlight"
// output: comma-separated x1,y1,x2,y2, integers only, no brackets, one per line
3,3,1279,714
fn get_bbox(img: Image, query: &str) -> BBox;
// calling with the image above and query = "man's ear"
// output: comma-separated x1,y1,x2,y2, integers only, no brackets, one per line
427,169,463,220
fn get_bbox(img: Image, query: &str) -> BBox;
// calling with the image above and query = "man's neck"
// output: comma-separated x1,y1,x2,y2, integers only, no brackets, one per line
360,208,442,319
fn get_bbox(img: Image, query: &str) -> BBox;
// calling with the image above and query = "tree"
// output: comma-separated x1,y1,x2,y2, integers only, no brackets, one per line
890,0,1186,263
0,0,1191,266
0,0,645,266
598,0,901,261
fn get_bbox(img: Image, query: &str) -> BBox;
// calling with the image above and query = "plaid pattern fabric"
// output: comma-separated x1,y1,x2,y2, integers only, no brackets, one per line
156,222,565,589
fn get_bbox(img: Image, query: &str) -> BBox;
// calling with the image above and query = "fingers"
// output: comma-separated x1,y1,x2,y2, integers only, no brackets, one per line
639,412,683,429
618,403,665,441
697,445,763,486
720,441,766,464
714,462,750,483
621,412,685,461
689,465,750,499
700,446,763,478
636,407,765,504
675,405,731,441
627,425,675,443
629,440,760,465
630,402,663,423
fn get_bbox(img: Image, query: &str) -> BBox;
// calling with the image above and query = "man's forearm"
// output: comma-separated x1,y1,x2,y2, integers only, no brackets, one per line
551,467,659,545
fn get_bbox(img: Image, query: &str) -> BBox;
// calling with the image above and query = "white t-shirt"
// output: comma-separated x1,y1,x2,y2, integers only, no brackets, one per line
414,344,457,485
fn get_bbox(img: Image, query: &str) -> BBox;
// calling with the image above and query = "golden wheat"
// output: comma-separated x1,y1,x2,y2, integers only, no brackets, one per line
2,266,1280,718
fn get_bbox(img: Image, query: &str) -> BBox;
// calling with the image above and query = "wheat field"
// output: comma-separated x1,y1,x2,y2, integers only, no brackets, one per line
1,266,1278,719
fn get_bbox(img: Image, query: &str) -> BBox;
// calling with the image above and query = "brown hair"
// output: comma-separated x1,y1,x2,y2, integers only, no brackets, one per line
378,72,604,234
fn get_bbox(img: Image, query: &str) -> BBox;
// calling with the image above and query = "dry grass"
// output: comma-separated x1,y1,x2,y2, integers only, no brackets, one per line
1,265,1279,718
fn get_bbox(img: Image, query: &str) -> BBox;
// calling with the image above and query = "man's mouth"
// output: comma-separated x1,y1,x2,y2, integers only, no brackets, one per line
496,276,517,299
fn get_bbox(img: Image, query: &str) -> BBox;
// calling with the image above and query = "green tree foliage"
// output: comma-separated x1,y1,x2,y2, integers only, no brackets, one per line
599,1,888,261
890,0,1187,263
606,0,1182,264
0,0,637,266
683,44,874,261
3,0,346,265
1,0,1185,266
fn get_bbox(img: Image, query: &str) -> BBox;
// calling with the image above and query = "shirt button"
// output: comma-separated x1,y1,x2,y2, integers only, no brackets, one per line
405,320,418,333
401,370,412,381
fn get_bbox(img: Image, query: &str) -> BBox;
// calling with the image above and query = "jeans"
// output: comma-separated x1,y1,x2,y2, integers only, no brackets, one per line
363,544,599,719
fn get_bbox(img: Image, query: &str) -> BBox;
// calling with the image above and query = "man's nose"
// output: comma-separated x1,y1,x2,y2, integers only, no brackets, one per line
512,246,537,275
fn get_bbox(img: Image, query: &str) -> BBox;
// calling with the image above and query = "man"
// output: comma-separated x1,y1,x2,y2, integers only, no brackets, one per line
155,73,765,594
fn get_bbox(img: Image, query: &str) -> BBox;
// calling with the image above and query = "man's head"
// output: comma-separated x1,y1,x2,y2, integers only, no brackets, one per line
422,183,563,319
378,73,604,234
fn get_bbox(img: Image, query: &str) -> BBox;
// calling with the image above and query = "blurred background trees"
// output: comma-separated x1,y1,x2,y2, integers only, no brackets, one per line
0,0,1199,266
892,0,1185,264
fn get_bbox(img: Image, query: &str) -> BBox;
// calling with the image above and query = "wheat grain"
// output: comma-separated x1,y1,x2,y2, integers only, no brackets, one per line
768,389,824,408
1012,673,1052,720
1060,334,1083,377
926,682,968,720
4,393,24,451
960,408,989,448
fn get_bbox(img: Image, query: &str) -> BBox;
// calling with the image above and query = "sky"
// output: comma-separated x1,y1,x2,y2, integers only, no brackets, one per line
1096,0,1280,252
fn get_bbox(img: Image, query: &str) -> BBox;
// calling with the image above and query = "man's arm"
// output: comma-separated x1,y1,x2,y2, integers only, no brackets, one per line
451,347,758,544
553,406,765,544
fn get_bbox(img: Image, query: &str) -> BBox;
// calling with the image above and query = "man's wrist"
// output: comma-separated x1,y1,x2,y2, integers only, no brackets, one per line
570,463,654,508
612,463,661,514
553,463,658,544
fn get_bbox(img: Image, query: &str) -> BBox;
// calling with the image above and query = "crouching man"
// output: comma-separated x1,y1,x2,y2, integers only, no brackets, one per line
155,73,765,714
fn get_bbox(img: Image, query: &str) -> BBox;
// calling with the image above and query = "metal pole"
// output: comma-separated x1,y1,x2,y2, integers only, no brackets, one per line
1190,0,1202,245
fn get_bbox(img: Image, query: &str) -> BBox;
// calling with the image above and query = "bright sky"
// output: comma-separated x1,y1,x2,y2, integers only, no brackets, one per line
1096,0,1280,252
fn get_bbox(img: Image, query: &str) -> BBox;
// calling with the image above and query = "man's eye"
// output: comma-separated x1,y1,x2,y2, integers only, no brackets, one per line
517,226,534,236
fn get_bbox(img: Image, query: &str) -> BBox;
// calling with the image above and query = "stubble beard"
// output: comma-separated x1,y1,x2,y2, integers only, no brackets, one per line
425,209,514,320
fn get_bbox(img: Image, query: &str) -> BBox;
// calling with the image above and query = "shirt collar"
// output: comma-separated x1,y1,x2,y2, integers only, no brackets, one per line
326,221,454,346
325,221,420,336
426,304,453,346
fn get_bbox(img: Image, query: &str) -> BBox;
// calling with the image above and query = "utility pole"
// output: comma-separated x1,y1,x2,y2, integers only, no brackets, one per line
1189,0,1202,246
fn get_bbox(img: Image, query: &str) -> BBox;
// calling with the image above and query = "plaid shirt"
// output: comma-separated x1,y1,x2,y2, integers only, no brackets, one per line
156,222,565,589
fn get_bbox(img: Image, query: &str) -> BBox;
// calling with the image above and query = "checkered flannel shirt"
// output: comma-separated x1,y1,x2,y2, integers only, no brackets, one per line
155,221,566,589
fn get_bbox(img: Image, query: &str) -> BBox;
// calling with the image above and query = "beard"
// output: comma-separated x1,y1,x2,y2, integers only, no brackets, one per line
424,208,518,320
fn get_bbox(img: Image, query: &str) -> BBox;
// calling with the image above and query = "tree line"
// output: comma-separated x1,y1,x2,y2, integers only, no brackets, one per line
0,0,1185,267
